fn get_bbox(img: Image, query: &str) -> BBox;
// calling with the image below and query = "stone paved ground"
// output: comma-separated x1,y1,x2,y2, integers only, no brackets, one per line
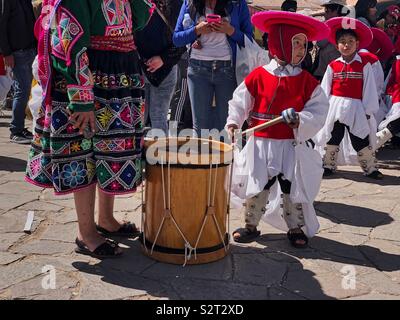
0,111,399,300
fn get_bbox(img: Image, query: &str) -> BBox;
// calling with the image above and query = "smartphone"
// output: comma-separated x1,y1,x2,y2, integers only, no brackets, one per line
206,14,222,23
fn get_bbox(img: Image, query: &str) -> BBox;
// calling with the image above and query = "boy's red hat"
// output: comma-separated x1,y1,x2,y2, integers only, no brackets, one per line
325,17,373,49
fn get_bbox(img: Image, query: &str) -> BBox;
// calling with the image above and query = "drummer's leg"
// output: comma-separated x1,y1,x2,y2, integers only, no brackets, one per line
244,178,275,229
278,175,307,247
232,177,276,243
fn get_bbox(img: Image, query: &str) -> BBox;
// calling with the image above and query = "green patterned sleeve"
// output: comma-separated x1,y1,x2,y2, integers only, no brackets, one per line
130,0,155,32
50,0,94,112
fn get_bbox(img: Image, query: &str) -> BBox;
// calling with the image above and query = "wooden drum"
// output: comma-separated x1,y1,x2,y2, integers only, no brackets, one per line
141,137,233,265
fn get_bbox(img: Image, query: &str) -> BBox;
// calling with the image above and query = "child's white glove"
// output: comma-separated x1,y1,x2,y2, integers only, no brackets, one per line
281,108,300,128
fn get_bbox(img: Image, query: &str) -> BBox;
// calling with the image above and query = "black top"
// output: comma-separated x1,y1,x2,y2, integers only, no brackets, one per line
135,0,186,87
0,0,37,56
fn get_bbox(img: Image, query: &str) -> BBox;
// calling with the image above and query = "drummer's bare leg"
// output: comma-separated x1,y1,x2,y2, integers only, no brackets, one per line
75,184,109,251
97,187,121,232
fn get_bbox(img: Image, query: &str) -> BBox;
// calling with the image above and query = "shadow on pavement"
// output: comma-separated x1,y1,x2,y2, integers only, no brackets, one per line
255,233,400,272
315,201,394,228
325,170,400,186
71,238,334,300
0,156,27,172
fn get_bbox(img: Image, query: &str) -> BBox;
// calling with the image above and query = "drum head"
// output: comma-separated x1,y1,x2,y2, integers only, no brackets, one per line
144,137,233,166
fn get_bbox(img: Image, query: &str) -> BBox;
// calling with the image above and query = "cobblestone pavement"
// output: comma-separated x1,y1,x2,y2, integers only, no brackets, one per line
0,112,399,300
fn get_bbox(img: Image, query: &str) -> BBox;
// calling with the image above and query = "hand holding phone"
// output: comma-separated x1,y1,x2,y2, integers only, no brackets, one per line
206,14,222,23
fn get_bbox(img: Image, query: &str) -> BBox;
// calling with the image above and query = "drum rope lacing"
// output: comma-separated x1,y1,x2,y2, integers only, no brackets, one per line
152,156,198,266
141,164,148,254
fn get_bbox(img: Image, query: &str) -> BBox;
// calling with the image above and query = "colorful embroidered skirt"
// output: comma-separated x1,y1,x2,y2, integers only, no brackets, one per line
25,49,145,195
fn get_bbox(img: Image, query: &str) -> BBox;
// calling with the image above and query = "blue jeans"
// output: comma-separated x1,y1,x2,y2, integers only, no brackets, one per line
10,48,36,134
145,65,178,134
187,59,236,136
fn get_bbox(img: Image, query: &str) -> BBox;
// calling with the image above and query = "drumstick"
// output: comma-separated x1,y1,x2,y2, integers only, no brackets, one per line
241,116,284,136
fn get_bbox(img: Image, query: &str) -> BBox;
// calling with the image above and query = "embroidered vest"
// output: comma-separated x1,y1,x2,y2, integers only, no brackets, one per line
329,57,370,100
245,67,318,139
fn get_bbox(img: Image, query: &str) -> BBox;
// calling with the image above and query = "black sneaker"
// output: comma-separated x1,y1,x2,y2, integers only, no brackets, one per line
22,128,33,139
10,133,31,144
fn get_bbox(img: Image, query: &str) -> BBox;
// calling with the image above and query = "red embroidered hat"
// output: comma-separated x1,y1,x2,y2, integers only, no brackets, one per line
252,11,329,64
252,11,329,41
326,17,373,49
367,27,394,61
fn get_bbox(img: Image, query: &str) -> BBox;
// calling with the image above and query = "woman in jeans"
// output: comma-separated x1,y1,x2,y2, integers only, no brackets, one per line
173,0,252,136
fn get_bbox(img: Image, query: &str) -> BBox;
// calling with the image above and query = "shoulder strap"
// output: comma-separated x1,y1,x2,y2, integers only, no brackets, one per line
154,5,174,34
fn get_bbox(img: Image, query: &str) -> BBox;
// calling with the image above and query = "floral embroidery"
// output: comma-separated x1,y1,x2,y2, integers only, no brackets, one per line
61,161,87,188
70,141,81,152
30,156,42,178
51,6,84,66
81,139,92,150
92,71,144,89
98,108,114,128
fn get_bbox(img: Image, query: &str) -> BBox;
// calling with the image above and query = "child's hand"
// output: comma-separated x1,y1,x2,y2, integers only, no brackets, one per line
282,108,300,128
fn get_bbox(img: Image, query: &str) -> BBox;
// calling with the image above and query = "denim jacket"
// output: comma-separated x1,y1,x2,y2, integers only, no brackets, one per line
172,0,253,65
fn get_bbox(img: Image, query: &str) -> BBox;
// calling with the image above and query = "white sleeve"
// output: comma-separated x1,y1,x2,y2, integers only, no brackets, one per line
225,81,254,128
320,65,333,99
372,61,385,96
362,63,380,115
296,85,329,142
